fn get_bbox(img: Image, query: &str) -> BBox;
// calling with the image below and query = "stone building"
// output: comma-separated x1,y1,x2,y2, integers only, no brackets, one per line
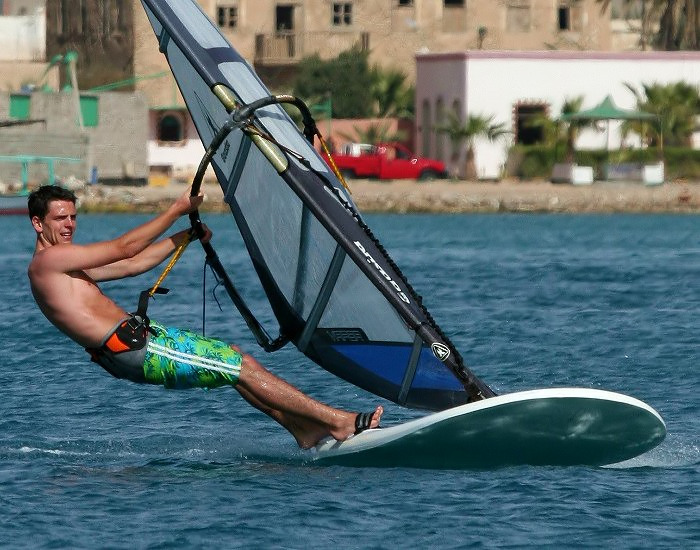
45,0,135,91
0,90,148,185
0,1,56,92
39,1,616,178
45,0,614,105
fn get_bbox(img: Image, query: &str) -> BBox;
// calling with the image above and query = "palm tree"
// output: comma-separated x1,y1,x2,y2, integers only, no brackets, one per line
338,122,407,145
597,0,700,50
624,80,700,147
437,111,510,180
523,97,590,161
369,67,414,118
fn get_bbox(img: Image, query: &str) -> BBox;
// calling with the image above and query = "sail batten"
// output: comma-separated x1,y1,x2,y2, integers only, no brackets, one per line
297,245,346,352
141,0,495,410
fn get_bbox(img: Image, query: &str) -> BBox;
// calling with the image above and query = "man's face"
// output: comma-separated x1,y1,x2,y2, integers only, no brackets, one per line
32,200,77,245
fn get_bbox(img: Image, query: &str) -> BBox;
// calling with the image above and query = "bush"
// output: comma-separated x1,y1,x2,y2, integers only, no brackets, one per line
507,145,700,180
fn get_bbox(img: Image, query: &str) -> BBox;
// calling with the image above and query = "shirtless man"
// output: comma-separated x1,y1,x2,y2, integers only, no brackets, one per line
27,184,381,449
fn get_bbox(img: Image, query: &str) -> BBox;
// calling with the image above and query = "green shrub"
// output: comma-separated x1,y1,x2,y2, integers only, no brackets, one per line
508,145,700,180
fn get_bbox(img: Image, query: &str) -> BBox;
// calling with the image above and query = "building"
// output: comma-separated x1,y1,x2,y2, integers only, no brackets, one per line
42,1,617,179
0,90,148,185
415,50,700,179
46,1,614,96
0,1,57,92
45,0,135,90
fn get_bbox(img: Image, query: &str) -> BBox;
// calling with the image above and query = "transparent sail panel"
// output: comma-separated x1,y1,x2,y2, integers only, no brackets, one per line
320,259,414,343
232,149,337,319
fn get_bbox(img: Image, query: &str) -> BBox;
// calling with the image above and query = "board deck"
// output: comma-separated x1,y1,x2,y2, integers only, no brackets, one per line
312,388,666,469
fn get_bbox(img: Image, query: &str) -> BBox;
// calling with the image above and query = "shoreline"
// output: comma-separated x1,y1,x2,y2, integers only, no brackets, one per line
76,179,700,214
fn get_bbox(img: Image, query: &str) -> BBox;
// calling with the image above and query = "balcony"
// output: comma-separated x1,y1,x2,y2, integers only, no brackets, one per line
254,31,370,65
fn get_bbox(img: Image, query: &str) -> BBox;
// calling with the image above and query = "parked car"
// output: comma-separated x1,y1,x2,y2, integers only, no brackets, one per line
323,142,448,180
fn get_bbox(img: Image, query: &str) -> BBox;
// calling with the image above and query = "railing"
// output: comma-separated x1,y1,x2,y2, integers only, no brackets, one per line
0,155,83,190
254,31,369,64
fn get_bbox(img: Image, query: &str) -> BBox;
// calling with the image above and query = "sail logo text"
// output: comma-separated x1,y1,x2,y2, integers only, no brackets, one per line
354,241,410,304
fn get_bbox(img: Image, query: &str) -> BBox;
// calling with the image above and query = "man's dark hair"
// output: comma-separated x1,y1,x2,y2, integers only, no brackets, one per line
28,185,77,220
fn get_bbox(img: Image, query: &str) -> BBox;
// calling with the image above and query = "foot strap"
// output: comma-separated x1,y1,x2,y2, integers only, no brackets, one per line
354,411,377,435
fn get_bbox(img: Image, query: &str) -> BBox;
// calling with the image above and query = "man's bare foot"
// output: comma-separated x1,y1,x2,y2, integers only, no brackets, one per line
287,406,383,449
325,405,383,447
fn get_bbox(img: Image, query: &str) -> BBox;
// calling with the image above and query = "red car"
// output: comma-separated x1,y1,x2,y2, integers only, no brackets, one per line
324,142,448,180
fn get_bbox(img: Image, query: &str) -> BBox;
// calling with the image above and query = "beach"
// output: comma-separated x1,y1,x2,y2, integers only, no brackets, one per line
76,179,700,214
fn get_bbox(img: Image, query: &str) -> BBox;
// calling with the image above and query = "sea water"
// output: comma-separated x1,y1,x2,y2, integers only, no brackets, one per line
1,212,697,548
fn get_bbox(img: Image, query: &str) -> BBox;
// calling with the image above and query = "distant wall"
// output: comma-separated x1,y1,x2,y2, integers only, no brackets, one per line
417,50,700,179
0,12,45,61
0,90,148,185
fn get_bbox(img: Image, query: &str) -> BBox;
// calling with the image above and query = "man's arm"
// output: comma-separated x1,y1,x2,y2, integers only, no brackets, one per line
87,225,211,281
35,187,203,276
86,229,190,281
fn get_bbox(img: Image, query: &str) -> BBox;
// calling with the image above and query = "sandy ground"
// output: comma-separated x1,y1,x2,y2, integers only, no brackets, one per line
77,179,700,214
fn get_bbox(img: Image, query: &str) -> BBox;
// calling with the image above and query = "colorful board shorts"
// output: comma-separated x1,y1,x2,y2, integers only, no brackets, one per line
89,318,242,389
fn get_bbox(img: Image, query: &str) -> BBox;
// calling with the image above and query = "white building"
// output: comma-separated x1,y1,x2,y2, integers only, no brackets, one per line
0,2,45,61
415,50,700,180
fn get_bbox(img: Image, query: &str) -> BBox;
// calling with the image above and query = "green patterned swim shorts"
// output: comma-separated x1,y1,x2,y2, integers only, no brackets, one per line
143,320,242,389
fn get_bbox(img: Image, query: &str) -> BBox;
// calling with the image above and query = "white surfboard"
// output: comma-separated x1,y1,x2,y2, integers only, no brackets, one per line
313,388,666,469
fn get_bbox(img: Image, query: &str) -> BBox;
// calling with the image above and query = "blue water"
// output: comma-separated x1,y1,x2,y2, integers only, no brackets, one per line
1,212,698,548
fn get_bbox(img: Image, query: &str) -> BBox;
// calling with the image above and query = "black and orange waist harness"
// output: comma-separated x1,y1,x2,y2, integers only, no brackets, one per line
85,289,167,383
87,315,150,383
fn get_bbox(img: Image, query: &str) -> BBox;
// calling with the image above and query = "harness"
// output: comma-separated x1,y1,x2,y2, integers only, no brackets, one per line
86,286,170,379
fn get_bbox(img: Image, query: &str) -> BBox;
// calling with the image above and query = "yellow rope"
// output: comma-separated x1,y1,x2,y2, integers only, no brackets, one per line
148,232,192,297
318,134,351,193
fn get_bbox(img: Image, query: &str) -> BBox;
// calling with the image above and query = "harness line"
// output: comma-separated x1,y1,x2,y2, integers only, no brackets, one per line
148,231,192,297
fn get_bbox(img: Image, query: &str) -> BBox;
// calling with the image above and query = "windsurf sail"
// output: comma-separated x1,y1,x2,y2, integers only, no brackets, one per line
140,0,495,410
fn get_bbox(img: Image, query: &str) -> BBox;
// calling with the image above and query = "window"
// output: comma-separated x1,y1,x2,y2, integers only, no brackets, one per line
332,3,352,26
444,0,464,6
217,4,238,28
398,0,414,6
276,5,293,31
59,0,69,35
77,0,86,34
450,100,461,158
9,94,31,120
102,0,111,36
514,103,546,145
79,96,99,127
558,2,582,32
157,113,184,142
558,6,570,30
421,99,431,157
435,97,445,160
506,1,531,32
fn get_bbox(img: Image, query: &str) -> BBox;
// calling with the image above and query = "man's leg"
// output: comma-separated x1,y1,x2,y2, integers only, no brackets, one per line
143,322,382,449
234,351,382,449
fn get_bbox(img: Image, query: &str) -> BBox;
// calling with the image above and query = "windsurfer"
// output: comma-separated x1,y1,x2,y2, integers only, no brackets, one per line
27,184,382,449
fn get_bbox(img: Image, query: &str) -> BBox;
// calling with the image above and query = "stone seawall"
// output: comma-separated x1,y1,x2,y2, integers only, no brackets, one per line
76,179,700,214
